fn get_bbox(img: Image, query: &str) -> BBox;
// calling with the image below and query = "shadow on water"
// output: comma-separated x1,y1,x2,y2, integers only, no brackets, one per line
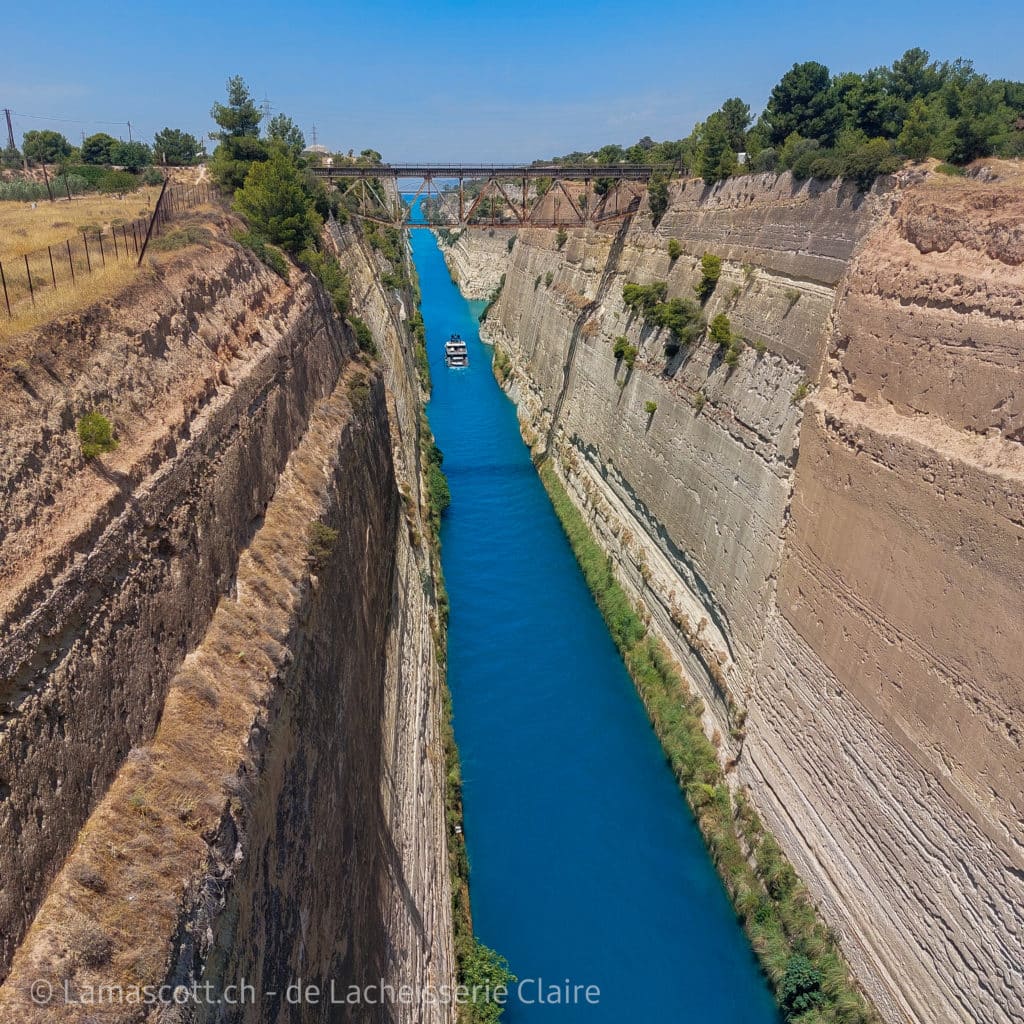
408,199,779,1023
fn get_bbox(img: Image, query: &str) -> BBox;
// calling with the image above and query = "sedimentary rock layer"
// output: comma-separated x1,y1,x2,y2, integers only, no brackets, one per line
439,227,515,299
0,214,453,1021
448,169,1024,1023
0,226,344,973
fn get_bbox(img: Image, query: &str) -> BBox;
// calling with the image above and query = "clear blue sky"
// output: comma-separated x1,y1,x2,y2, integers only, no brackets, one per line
3,0,1021,161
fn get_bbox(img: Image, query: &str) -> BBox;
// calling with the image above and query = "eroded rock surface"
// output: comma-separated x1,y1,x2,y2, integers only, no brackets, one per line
0,214,453,1022
450,168,1024,1024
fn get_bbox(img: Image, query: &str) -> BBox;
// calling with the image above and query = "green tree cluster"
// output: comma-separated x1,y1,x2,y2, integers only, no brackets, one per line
622,281,668,314
542,47,1024,188
623,282,706,356
234,148,322,253
22,129,72,164
113,141,152,172
209,77,381,362
695,101,749,183
460,940,516,1024
756,49,1024,177
81,132,118,165
153,128,204,166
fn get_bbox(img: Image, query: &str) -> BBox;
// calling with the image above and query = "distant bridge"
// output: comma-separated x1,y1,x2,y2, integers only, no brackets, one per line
311,163,674,229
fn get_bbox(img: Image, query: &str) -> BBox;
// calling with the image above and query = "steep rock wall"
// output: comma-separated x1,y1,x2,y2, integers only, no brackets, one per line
455,170,1023,1023
0,228,347,973
0,216,454,1021
438,228,514,298
767,174,1024,1024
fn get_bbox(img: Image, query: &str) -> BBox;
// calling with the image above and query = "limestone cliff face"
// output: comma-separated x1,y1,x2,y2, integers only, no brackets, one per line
454,170,1024,1024
438,228,514,298
0,214,453,1021
0,227,342,975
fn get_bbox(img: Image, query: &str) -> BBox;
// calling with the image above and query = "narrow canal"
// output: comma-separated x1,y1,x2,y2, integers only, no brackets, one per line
410,224,779,1022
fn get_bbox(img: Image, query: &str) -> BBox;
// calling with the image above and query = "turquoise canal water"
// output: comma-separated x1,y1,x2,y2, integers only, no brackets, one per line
410,224,779,1022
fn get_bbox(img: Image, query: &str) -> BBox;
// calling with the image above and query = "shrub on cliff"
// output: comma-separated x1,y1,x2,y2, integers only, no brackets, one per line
77,412,118,460
347,315,377,356
300,248,351,315
612,336,638,368
694,253,722,302
647,173,669,224
234,148,322,254
622,281,667,315
461,939,516,1024
427,463,451,520
709,313,733,347
480,273,505,322
779,954,826,1019
492,346,512,385
667,239,682,261
233,229,289,278
652,297,704,347
307,521,339,570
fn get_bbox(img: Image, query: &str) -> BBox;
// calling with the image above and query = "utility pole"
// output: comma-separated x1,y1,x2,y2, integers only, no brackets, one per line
127,120,133,142
3,109,30,171
310,123,318,148
260,94,272,124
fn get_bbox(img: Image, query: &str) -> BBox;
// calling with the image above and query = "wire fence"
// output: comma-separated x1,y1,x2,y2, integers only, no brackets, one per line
0,181,214,320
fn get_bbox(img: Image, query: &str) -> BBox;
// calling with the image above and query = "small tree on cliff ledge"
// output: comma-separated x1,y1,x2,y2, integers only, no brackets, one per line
647,174,669,225
234,148,322,253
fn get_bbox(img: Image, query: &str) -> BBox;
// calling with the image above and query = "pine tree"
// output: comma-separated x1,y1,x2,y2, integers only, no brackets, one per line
209,76,269,191
897,98,936,160
233,148,322,253
697,113,737,184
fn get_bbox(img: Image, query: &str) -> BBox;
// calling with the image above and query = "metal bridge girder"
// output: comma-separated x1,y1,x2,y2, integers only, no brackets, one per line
325,163,664,229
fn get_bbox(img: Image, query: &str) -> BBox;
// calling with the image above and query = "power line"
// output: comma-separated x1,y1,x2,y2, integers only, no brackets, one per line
11,110,133,126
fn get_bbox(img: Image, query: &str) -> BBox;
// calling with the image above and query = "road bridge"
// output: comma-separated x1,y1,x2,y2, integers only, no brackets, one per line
311,163,674,229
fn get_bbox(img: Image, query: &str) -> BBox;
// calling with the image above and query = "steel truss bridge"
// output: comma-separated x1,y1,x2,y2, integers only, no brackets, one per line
311,164,674,229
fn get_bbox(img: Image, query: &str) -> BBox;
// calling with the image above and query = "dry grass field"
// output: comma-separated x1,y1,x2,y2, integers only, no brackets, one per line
0,187,210,344
0,188,161,260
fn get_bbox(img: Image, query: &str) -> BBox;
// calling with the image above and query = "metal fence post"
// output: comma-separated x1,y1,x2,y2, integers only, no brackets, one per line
66,239,75,284
47,246,57,288
98,233,106,267
0,261,10,318
24,254,34,306
137,176,170,266
82,231,92,273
